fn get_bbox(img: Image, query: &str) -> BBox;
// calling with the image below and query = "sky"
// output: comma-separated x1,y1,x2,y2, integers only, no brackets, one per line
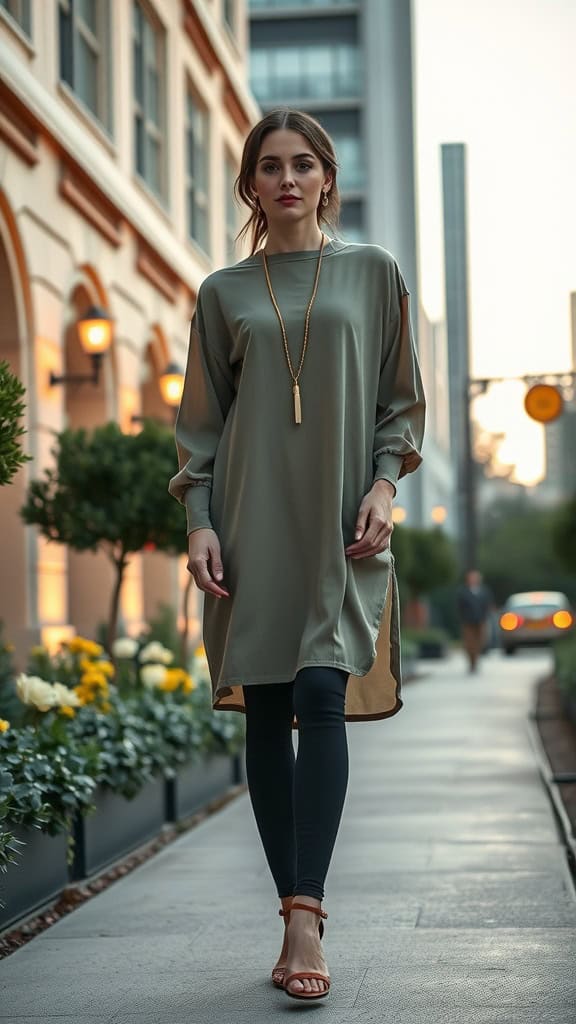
413,0,576,484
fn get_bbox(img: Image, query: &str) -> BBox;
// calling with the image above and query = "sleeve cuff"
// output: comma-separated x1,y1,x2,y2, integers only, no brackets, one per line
373,453,403,495
184,484,213,535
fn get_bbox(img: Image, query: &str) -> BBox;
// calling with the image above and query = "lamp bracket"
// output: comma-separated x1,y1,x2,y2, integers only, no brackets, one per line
49,353,102,388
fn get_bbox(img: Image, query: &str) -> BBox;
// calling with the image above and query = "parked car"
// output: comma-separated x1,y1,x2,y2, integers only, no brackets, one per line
498,591,574,655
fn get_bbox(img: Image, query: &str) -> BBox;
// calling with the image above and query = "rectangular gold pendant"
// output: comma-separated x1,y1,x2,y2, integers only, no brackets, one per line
293,383,302,424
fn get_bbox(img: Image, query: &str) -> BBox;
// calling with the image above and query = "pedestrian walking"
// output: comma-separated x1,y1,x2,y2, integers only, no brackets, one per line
168,108,426,1002
456,569,494,673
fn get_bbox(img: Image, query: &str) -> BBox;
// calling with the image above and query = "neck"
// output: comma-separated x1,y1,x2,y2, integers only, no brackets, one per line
263,224,325,255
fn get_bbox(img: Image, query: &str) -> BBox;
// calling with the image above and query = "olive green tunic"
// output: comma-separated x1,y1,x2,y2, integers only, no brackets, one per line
168,238,425,722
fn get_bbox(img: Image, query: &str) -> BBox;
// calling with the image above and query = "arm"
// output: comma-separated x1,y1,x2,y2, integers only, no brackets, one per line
168,282,236,535
345,262,426,558
372,261,426,494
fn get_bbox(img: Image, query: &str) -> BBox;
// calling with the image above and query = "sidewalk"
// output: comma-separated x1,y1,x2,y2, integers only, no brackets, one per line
1,650,575,1023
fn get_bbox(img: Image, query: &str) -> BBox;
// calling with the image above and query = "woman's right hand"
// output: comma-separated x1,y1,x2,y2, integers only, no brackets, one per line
186,529,230,599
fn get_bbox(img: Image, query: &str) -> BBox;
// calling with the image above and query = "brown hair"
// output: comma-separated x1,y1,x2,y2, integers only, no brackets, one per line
234,108,341,257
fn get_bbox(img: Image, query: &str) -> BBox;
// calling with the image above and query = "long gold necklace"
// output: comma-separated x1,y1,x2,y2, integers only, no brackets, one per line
261,232,327,425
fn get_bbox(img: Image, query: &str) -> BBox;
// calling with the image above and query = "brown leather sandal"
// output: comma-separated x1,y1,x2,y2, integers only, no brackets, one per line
271,906,291,989
283,902,330,1001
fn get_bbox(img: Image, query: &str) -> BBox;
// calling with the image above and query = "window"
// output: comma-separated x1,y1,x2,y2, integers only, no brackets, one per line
313,110,364,192
249,0,358,9
185,90,210,254
249,43,361,102
133,1,166,198
59,0,110,126
223,0,235,33
225,154,238,265
332,135,364,191
339,199,364,242
0,0,31,35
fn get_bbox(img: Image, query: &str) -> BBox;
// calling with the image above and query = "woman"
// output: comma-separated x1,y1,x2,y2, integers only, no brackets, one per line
169,108,425,1002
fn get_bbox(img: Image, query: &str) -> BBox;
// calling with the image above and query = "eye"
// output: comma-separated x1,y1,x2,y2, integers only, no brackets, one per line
298,162,313,171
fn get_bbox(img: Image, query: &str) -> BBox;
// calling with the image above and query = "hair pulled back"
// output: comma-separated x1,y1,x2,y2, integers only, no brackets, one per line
235,107,341,257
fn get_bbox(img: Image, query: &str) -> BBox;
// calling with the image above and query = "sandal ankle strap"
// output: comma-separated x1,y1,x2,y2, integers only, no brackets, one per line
290,901,328,919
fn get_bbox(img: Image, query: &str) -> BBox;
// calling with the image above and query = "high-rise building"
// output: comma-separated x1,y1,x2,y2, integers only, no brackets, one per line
248,0,453,529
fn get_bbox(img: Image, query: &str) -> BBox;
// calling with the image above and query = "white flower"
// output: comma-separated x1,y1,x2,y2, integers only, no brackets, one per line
16,674,58,711
140,664,167,688
51,682,82,707
139,641,173,665
112,636,139,659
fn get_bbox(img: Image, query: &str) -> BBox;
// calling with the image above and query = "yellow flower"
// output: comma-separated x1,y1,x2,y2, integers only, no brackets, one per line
74,680,108,704
5,644,14,652
194,644,206,657
66,637,104,658
80,672,108,691
95,660,114,678
60,705,76,718
161,668,195,693
0,719,10,732
100,700,112,713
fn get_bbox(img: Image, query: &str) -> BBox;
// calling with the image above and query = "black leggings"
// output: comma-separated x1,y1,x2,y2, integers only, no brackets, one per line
243,666,349,902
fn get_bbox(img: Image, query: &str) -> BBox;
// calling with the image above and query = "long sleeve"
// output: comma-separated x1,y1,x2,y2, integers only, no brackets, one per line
372,260,426,495
168,281,236,534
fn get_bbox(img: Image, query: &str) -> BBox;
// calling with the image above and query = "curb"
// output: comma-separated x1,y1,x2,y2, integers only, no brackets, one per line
526,697,576,889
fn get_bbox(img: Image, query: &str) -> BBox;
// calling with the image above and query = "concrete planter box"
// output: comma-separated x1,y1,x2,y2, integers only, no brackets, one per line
559,688,576,727
70,775,166,881
0,824,69,932
165,752,236,822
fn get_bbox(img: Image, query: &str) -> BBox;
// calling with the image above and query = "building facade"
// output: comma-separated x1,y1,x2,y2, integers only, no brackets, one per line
0,0,259,662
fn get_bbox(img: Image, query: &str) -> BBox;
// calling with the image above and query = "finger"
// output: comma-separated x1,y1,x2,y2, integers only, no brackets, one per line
192,558,230,598
347,524,392,558
207,542,225,583
347,517,385,555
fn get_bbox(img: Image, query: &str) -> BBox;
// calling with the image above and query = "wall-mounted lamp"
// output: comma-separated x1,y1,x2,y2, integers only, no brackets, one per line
50,306,113,387
130,362,184,426
159,362,184,407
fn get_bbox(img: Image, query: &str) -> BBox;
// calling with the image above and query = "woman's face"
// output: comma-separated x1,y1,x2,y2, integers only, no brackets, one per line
252,129,332,229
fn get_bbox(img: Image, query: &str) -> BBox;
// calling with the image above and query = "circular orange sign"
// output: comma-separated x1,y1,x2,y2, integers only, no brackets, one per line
524,384,564,423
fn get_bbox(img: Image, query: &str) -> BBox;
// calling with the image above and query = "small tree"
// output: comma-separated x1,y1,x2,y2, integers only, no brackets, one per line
0,360,33,487
20,421,188,653
404,527,458,599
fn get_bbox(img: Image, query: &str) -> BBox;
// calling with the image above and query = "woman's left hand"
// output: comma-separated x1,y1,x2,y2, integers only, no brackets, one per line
345,479,395,559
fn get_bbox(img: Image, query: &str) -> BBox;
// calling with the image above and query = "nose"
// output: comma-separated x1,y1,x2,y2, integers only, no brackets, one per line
280,168,295,189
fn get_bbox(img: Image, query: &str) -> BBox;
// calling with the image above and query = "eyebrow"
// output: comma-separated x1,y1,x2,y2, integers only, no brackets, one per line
257,152,317,163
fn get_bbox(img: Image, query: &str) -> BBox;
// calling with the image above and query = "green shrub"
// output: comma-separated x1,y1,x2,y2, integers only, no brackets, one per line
554,632,576,699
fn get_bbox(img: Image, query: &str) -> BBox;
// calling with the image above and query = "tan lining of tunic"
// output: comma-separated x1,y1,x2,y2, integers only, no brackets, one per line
211,566,402,725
